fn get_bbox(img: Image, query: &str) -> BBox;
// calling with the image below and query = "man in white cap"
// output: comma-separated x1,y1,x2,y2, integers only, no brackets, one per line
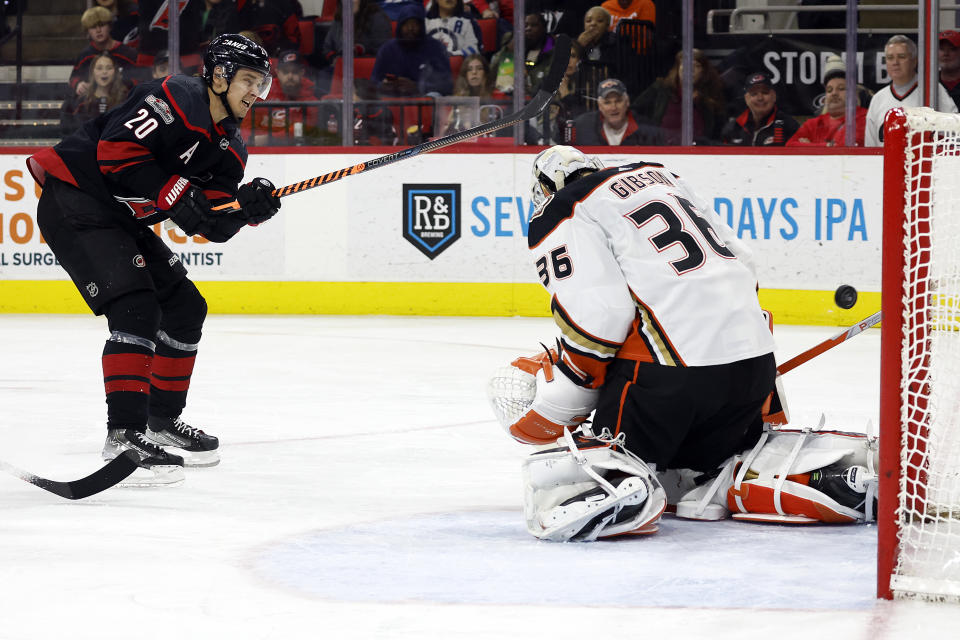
787,55,867,146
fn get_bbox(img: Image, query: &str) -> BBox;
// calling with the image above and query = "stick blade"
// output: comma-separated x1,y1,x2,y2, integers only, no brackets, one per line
15,450,140,500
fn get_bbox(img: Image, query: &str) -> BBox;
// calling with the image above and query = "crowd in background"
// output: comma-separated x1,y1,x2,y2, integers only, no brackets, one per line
55,0,960,148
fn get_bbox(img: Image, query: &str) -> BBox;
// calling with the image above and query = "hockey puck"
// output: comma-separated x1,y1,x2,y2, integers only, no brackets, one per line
834,285,858,309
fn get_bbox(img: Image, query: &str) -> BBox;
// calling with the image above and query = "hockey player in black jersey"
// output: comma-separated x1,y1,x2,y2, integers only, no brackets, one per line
26,34,282,486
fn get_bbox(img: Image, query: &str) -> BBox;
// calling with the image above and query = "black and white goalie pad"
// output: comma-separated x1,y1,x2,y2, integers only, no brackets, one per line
522,428,667,541
675,421,879,524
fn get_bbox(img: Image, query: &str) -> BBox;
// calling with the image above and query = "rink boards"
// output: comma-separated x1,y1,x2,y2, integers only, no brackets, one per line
0,148,882,325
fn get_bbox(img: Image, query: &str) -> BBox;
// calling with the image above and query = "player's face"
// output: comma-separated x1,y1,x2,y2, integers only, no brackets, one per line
824,77,847,118
598,92,629,128
940,41,960,73
884,43,916,85
227,68,269,120
92,57,115,88
465,59,485,88
745,85,775,120
437,0,457,12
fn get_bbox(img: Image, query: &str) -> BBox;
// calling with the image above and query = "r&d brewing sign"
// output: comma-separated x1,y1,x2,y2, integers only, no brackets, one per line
402,184,461,259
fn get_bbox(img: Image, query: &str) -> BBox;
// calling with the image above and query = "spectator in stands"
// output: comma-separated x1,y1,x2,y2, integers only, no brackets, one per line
866,35,958,146
237,0,302,56
371,3,453,96
721,71,799,146
632,48,725,145
137,0,204,66
572,77,661,145
201,0,241,45
787,62,867,147
519,11,555,94
95,0,138,45
577,6,620,79
453,53,502,99
939,30,960,110
151,50,170,79
321,0,392,66
448,53,508,137
426,0,484,57
60,53,129,137
249,49,321,145
71,6,139,97
601,0,655,32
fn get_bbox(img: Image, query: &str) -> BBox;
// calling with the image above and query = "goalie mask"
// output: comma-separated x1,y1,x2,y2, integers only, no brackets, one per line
531,145,605,207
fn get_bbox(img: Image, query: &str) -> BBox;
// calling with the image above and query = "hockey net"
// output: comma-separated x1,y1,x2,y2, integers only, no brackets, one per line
879,107,960,601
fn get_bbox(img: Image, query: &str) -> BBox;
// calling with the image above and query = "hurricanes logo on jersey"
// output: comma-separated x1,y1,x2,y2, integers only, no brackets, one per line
86,282,99,297
133,255,146,268
402,184,461,260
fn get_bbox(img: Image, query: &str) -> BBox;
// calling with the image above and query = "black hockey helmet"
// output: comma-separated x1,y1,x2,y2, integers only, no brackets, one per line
202,34,272,99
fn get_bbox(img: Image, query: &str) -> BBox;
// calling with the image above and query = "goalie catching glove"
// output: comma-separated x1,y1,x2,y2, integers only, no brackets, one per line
487,345,598,445
237,177,281,224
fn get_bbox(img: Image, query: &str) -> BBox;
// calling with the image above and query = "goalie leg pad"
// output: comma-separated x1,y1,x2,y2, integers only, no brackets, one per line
522,431,667,541
675,427,878,524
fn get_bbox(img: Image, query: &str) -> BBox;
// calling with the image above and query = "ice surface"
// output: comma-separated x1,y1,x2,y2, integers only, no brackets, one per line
1,314,959,639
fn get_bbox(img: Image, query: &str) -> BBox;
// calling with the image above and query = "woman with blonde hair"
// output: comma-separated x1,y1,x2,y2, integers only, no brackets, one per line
631,48,726,145
60,53,129,136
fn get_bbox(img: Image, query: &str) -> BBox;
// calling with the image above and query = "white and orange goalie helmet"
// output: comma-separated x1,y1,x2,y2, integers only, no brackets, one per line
530,145,605,208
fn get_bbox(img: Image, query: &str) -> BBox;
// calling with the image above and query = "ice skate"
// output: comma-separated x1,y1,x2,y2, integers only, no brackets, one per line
145,416,220,467
102,428,185,487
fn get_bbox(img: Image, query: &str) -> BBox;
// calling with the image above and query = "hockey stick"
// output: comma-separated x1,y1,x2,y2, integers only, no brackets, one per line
777,310,882,376
213,35,573,211
0,450,139,500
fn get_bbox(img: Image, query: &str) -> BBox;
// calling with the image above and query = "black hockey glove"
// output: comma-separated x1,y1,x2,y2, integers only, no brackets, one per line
237,177,281,224
165,185,216,237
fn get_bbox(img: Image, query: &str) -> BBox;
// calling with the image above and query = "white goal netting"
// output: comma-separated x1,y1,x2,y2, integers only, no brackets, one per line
891,108,960,601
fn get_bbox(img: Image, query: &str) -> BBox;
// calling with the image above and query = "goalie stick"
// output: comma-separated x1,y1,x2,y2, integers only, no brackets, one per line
213,34,573,211
777,310,882,376
0,450,139,500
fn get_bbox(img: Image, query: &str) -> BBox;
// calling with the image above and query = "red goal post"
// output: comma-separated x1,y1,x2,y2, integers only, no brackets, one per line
879,107,960,602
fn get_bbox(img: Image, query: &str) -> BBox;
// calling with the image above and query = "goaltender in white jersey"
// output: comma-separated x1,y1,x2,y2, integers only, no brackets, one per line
488,147,877,542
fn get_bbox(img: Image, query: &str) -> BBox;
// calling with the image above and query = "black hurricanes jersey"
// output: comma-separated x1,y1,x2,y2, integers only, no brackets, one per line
29,75,247,229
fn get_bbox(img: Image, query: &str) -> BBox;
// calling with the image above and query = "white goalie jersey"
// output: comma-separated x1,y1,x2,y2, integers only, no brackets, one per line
527,161,775,387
